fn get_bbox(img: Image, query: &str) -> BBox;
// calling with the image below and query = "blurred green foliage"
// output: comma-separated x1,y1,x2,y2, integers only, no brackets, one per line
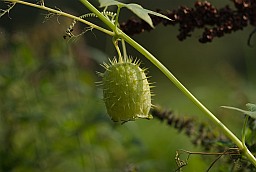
0,31,109,171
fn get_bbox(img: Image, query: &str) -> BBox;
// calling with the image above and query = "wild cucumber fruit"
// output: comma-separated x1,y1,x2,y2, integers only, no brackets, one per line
99,57,153,122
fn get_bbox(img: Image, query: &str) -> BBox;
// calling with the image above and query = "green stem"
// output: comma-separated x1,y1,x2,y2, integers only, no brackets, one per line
80,0,256,166
122,32,243,145
114,6,121,28
112,38,122,61
122,33,256,165
80,0,116,31
121,39,128,60
5,0,114,36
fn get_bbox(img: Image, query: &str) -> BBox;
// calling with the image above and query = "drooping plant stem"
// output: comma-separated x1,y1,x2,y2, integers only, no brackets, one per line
79,0,256,166
4,0,114,36
122,31,256,166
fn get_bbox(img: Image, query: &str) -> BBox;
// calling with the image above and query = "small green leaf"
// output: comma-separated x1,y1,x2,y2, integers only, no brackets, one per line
125,4,172,28
221,104,256,119
126,3,154,27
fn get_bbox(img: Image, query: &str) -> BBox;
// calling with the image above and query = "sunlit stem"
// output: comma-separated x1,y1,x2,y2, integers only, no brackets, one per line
0,2,16,18
112,38,122,62
121,39,127,60
114,6,121,28
4,0,114,36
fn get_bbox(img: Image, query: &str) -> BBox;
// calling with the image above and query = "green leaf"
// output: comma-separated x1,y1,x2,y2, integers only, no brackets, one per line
144,9,172,22
221,103,256,119
98,0,172,28
125,3,154,27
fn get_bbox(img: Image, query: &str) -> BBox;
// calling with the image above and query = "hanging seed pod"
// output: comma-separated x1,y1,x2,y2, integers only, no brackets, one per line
99,56,153,122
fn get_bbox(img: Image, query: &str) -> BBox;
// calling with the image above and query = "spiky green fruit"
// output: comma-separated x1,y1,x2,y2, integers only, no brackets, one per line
100,57,152,122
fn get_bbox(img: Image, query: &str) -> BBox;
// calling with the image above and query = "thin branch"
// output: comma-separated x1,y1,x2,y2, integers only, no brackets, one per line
175,148,241,171
2,0,114,36
0,2,16,18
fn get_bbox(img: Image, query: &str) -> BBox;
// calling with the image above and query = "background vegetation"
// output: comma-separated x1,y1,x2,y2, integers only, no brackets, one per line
0,0,255,171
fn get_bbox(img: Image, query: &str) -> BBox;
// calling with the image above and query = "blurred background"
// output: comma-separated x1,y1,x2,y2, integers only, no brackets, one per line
0,0,255,171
